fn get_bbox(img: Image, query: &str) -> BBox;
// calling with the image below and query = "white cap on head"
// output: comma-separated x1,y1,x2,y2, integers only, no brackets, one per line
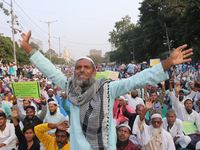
4,88,10,92
47,81,52,85
151,113,162,119
48,88,54,91
183,97,193,103
48,101,58,106
119,96,127,101
75,57,96,70
118,124,131,132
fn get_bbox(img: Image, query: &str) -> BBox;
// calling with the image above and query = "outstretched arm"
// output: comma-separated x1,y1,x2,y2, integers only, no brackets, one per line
19,30,67,91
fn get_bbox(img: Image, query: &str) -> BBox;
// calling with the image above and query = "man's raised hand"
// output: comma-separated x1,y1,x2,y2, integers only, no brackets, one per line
19,30,33,54
12,107,19,118
168,44,193,66
56,121,69,131
145,97,156,110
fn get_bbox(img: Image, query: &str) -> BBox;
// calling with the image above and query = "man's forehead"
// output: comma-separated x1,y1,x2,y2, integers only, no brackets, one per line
151,118,162,121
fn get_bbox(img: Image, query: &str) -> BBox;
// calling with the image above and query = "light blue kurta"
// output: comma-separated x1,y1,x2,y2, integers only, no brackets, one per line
30,51,169,150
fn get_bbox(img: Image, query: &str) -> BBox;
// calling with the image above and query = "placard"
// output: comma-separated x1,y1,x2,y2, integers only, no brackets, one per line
182,121,197,135
11,81,40,99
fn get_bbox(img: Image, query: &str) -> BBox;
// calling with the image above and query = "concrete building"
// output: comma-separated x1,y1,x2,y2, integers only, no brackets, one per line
89,49,102,57
29,38,43,51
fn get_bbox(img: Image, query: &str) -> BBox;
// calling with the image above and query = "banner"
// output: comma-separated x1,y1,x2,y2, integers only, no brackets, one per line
182,121,197,135
11,81,40,99
95,71,119,80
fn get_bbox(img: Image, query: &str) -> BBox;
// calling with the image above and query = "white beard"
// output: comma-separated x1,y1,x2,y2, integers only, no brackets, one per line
151,125,162,137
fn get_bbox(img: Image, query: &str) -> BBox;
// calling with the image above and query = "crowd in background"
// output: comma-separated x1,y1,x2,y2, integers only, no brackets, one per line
0,57,200,150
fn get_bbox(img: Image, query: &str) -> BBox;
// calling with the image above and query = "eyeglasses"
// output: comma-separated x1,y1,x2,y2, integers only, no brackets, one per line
151,121,162,124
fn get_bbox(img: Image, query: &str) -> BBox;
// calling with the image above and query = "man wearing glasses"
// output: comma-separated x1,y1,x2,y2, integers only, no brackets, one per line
132,97,175,150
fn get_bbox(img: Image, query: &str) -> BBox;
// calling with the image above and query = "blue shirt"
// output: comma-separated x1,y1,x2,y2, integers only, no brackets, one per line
30,51,169,150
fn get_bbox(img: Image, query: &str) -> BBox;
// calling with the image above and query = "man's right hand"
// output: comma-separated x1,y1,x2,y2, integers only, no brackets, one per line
145,97,156,110
19,30,33,54
12,107,19,118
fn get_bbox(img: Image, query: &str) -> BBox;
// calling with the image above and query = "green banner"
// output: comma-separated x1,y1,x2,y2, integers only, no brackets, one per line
182,121,197,135
11,81,40,99
95,72,109,80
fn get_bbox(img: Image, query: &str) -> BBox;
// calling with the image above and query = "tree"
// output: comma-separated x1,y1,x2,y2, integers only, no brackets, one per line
0,2,10,16
30,42,39,50
87,55,102,64
0,34,30,65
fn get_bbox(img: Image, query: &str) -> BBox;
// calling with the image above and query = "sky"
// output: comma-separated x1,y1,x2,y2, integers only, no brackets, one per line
1,0,143,60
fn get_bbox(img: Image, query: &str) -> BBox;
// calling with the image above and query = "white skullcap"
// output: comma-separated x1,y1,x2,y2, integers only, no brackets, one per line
47,81,52,85
48,101,58,106
118,124,131,132
196,141,200,150
0,108,5,113
119,96,127,101
4,88,10,92
48,88,54,91
183,97,193,103
75,57,96,70
151,113,162,119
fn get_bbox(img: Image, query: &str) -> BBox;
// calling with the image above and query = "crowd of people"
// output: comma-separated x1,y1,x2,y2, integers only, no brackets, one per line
0,30,199,150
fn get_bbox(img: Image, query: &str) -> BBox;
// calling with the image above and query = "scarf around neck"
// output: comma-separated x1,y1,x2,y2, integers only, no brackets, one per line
67,78,110,150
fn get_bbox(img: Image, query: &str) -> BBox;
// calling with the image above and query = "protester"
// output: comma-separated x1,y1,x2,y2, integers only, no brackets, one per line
34,120,70,150
0,111,17,149
44,99,66,135
122,103,149,150
12,107,40,150
19,30,193,150
113,96,135,128
144,81,166,119
162,109,191,149
123,90,144,111
14,95,47,127
116,124,136,150
133,97,175,150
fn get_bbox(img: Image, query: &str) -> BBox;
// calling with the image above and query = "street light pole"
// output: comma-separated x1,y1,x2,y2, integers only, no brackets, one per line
11,0,16,63
54,36,65,64
40,20,57,62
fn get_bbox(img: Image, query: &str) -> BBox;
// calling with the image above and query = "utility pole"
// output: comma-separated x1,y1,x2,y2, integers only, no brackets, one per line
54,36,65,64
164,22,171,52
40,20,57,62
11,0,16,63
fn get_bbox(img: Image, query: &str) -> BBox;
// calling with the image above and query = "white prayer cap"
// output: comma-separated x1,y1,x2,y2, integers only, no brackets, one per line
151,113,162,119
48,88,54,91
4,88,10,92
119,96,127,101
118,124,131,132
0,108,5,113
75,57,96,70
183,97,193,103
47,81,52,85
62,92,66,94
48,101,58,106
196,141,200,150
